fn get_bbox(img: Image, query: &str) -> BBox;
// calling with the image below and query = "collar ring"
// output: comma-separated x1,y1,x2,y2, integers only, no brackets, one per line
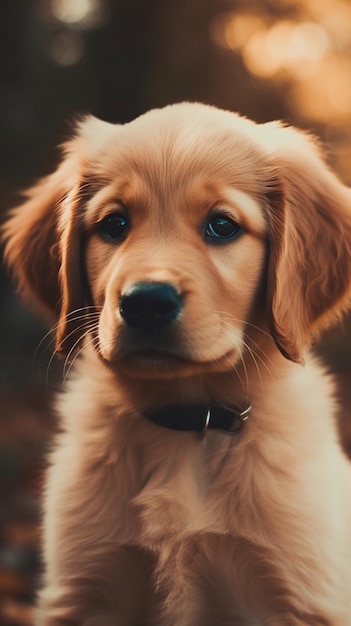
202,408,211,437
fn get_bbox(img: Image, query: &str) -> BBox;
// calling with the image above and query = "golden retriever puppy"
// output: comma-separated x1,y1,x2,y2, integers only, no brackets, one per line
3,102,351,625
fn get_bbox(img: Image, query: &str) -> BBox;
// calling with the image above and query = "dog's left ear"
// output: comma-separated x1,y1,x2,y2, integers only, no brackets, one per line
2,152,85,358
262,123,351,363
2,116,120,358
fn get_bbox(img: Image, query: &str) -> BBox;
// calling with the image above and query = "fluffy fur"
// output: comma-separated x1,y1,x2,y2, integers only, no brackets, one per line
3,102,351,625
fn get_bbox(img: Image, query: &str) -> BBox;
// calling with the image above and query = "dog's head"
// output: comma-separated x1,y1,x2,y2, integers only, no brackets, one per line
3,103,351,379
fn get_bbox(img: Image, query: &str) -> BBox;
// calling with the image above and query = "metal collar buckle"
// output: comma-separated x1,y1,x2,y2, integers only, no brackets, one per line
202,404,251,437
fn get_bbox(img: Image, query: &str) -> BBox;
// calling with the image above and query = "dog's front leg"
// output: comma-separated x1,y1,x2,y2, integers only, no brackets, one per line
35,544,155,626
34,427,156,626
158,533,344,626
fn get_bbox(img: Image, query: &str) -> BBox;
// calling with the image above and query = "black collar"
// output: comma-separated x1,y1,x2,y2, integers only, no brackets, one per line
144,404,251,434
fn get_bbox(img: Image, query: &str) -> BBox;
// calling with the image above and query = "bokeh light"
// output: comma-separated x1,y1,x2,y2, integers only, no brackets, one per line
50,31,84,66
210,0,351,131
50,0,107,29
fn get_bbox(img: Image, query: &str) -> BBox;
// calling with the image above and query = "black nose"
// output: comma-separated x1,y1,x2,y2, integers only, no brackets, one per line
119,282,182,330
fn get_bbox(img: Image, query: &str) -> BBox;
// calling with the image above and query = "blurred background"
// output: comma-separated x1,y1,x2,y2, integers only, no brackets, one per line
1,0,351,623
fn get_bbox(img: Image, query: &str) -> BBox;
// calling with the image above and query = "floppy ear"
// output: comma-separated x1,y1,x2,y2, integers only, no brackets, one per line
2,146,85,358
263,124,351,363
3,116,120,358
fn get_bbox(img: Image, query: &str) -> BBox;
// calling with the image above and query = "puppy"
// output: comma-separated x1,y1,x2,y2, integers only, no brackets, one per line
3,102,351,625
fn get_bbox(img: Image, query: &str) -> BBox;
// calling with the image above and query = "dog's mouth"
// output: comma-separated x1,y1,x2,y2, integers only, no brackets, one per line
128,348,185,362
109,346,239,379
126,348,197,369
94,318,242,379
109,347,197,379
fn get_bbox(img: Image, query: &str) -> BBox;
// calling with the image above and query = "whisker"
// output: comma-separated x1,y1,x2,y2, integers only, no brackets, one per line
45,344,62,387
63,331,100,384
43,313,100,386
32,327,56,370
64,305,102,319
214,310,272,341
62,323,99,382
214,310,276,387
236,349,250,396
34,309,100,368
217,327,272,393
244,335,276,380
242,341,264,391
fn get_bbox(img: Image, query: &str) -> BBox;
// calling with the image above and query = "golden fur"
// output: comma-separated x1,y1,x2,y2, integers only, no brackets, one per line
3,102,351,625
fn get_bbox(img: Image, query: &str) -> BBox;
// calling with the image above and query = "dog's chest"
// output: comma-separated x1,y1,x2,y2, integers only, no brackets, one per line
126,428,253,548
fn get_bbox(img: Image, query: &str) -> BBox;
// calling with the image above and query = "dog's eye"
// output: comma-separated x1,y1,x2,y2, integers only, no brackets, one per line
99,213,129,241
205,214,241,242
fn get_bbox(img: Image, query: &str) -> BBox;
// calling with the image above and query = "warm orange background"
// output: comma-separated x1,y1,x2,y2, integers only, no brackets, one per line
0,1,350,623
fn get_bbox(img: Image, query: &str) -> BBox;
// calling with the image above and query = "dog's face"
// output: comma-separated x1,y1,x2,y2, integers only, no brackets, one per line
3,103,351,380
83,111,268,378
